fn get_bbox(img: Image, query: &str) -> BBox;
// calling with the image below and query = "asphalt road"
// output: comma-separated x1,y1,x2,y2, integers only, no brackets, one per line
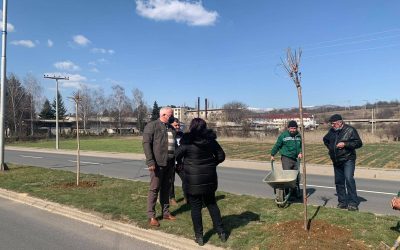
0,196,166,250
5,149,399,216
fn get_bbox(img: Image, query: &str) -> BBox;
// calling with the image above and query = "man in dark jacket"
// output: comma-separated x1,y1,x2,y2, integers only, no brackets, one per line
323,114,363,211
169,118,185,205
142,107,177,227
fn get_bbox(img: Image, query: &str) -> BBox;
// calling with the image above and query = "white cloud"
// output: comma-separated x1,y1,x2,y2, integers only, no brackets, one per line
11,40,35,48
90,67,99,73
73,34,91,46
136,0,218,26
88,58,108,67
0,10,15,32
54,61,80,71
48,73,87,89
91,47,115,55
47,39,53,47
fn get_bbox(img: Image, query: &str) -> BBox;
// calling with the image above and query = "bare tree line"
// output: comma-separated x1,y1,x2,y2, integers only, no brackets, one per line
2,72,150,138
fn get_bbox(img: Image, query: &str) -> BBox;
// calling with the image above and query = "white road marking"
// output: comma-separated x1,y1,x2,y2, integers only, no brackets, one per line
304,184,397,196
19,155,43,159
68,160,100,165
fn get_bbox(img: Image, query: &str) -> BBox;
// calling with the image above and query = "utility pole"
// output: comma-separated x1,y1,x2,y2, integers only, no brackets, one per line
197,97,200,118
362,100,368,110
371,108,375,134
0,0,8,171
44,75,69,150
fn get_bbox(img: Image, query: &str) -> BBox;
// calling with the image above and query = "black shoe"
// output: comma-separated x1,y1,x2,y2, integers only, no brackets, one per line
218,232,227,242
348,205,359,212
195,235,204,246
337,203,347,209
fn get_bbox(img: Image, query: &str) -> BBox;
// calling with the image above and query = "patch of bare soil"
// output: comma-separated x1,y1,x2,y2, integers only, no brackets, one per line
52,180,98,188
267,220,368,250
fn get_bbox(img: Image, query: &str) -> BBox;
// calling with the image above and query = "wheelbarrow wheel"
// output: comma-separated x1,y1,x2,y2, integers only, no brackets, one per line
276,189,286,207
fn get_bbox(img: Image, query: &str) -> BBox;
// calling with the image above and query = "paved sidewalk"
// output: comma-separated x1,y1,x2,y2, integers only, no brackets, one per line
7,146,400,181
0,188,222,250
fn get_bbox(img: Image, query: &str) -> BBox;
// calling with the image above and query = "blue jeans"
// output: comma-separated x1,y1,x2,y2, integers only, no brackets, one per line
334,160,359,207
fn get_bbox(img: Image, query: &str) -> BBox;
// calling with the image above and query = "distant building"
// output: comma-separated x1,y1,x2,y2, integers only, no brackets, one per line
250,113,318,130
172,107,187,121
172,107,226,122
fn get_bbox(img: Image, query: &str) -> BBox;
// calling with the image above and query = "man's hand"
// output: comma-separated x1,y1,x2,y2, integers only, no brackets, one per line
391,197,400,210
336,142,345,149
271,156,275,161
298,153,303,159
148,165,156,171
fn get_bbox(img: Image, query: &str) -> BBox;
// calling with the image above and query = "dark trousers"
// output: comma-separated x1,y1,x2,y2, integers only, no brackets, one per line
334,159,359,207
188,192,224,237
281,155,298,170
170,166,186,200
281,156,300,189
147,159,174,218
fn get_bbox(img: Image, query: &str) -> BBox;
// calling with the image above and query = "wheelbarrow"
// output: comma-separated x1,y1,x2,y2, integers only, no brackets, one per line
263,160,300,208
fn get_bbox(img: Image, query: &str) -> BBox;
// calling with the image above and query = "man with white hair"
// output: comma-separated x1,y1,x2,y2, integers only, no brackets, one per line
143,107,177,227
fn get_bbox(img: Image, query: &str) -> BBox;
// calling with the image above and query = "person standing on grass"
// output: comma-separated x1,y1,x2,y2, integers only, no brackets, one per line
169,118,186,205
323,114,363,212
175,118,227,246
270,120,302,197
142,107,177,227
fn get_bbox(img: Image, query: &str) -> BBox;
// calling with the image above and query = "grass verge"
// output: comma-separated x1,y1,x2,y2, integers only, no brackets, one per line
8,137,400,168
0,164,398,249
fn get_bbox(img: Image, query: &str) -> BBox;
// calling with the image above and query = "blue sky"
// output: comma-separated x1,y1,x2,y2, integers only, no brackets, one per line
4,0,400,111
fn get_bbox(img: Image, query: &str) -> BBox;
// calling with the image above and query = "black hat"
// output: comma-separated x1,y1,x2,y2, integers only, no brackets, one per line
287,120,298,128
329,114,343,122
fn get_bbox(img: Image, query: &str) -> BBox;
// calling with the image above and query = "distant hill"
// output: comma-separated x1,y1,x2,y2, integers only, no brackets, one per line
248,107,274,113
260,102,400,122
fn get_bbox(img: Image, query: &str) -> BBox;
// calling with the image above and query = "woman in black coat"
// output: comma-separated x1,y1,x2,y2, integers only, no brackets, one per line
175,118,226,246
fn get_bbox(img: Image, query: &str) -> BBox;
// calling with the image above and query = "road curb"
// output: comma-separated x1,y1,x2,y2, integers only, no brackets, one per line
0,188,223,250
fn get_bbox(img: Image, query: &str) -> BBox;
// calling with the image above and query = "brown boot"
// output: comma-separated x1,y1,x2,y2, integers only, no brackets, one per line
148,217,160,227
163,214,176,220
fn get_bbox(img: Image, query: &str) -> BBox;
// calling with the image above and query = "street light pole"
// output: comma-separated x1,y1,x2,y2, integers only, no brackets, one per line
0,0,8,171
44,75,69,150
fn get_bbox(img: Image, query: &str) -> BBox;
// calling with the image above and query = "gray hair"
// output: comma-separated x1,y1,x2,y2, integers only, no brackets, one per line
159,107,172,116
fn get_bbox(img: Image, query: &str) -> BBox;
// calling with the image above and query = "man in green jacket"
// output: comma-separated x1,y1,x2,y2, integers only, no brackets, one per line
271,120,302,196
